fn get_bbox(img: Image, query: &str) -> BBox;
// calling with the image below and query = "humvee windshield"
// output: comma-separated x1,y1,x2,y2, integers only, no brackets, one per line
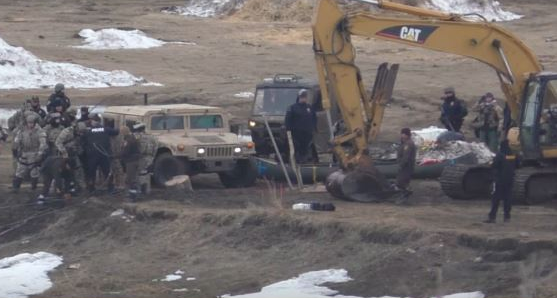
151,115,185,130
252,88,301,116
190,115,223,129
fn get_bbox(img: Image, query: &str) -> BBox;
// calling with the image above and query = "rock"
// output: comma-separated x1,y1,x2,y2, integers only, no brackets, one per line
165,175,193,192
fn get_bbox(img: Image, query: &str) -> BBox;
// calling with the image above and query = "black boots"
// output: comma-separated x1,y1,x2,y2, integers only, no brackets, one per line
31,178,38,190
12,177,22,192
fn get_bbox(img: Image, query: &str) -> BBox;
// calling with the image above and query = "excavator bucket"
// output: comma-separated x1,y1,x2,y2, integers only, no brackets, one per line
326,155,395,202
326,63,400,202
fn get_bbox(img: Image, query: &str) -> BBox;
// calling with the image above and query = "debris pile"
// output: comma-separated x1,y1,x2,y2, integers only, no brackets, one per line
0,35,153,89
370,126,494,164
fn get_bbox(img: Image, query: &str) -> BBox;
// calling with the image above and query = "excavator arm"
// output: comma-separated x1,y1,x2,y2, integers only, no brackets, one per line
313,0,543,170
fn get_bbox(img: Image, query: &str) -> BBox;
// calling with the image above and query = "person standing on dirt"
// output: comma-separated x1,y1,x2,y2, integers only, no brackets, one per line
12,115,48,192
56,122,88,194
47,83,71,113
82,114,119,193
395,128,417,204
44,115,65,156
132,122,158,195
440,87,468,132
285,89,317,163
484,139,518,223
120,128,141,202
472,92,501,152
37,156,74,206
77,106,90,126
29,96,47,127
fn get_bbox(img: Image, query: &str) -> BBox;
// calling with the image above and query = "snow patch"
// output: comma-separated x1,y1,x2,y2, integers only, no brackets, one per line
422,0,522,21
74,28,196,50
0,35,156,90
0,252,63,298
162,0,244,17
222,269,484,298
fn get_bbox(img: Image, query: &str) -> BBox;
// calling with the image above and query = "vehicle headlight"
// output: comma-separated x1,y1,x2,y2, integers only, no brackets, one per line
197,148,206,155
234,147,242,154
248,120,256,127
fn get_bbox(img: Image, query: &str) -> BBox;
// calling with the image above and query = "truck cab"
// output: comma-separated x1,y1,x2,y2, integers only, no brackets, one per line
248,74,335,161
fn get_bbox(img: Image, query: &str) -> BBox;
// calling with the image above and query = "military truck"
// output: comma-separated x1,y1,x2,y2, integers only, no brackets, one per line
100,104,257,188
248,74,337,161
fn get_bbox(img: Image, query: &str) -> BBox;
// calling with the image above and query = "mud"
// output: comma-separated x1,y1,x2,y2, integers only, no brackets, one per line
1,0,557,297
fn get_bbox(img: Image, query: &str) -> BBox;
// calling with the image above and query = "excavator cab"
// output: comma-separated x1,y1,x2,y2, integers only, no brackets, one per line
519,73,557,160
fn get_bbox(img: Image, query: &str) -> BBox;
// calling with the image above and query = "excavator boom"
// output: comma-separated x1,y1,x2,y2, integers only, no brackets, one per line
312,0,552,203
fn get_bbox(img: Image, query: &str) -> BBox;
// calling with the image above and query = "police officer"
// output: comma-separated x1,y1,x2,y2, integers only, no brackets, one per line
472,92,501,152
77,106,90,126
30,96,47,126
38,156,74,205
284,89,317,163
8,100,41,132
440,87,468,132
484,140,518,223
47,83,71,113
395,128,417,204
12,115,48,192
82,114,118,192
46,101,72,128
56,122,88,193
110,126,127,190
45,115,64,156
120,129,141,201
132,122,158,194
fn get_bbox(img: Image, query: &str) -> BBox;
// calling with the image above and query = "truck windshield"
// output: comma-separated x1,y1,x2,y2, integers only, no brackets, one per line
151,115,185,130
252,88,301,116
190,115,223,129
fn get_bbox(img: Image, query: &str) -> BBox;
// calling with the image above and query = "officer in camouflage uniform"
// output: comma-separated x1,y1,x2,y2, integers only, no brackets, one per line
55,122,88,193
472,92,502,152
132,123,158,194
8,100,41,133
29,96,47,127
45,115,64,156
110,126,128,190
12,115,48,192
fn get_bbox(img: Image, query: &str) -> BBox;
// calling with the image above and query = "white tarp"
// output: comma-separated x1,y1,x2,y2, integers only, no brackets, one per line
0,252,63,298
0,35,155,90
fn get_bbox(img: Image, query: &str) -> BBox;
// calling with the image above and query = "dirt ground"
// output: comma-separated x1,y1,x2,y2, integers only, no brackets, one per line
1,0,557,297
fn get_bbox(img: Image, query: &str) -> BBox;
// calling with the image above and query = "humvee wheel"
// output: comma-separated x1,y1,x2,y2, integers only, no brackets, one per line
154,153,185,187
218,158,257,188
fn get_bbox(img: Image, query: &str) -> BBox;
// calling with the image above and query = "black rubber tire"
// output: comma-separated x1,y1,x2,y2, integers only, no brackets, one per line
218,158,258,188
153,153,185,187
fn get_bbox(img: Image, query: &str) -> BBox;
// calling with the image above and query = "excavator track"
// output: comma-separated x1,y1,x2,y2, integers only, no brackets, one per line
440,164,493,200
512,167,557,205
441,164,557,204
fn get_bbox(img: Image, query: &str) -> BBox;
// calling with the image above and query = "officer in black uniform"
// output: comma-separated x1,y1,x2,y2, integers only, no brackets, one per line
82,114,119,192
284,89,317,163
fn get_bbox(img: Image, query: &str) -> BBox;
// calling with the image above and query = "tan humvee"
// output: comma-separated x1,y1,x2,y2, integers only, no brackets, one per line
100,104,257,188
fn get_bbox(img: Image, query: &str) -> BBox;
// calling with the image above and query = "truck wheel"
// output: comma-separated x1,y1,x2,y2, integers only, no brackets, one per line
153,153,185,187
218,158,257,188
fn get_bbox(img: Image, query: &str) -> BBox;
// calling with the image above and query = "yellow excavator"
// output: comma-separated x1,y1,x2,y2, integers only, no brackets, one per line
313,0,557,204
